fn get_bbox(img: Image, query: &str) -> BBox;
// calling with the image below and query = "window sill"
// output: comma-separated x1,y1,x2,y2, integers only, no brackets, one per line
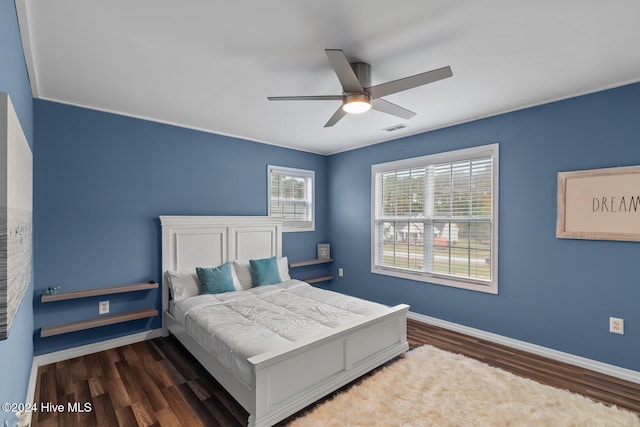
371,266,498,294
282,226,315,233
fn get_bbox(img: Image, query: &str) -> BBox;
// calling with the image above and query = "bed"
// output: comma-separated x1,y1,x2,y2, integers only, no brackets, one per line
160,216,409,427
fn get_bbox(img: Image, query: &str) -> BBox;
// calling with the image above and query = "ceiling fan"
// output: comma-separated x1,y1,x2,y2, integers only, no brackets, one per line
267,49,453,127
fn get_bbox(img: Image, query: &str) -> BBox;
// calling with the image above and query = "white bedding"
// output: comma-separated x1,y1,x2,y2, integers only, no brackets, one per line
171,279,390,386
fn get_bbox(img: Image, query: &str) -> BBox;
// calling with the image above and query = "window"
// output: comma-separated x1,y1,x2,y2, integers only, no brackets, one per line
371,144,498,293
268,165,315,232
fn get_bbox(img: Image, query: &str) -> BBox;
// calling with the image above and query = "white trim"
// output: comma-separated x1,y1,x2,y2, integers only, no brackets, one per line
408,311,640,385
25,358,39,405
14,0,39,97
26,329,162,404
160,215,281,228
26,313,640,405
372,144,497,172
371,143,499,294
268,165,315,232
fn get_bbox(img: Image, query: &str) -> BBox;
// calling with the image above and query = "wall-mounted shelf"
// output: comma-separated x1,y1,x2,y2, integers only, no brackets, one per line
40,281,159,338
41,308,158,337
289,258,335,284
41,281,158,303
303,275,334,284
288,258,334,268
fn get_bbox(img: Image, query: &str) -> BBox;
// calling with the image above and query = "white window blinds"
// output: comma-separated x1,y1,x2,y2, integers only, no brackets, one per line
268,165,315,231
372,144,498,293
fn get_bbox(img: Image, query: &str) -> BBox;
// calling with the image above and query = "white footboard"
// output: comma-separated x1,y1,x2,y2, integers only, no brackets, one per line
248,303,409,427
165,304,409,427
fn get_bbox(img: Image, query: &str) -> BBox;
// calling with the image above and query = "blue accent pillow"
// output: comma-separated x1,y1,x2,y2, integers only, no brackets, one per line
196,262,236,294
250,256,282,287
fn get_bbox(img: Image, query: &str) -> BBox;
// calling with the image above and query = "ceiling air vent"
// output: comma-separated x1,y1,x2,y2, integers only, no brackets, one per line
383,123,409,132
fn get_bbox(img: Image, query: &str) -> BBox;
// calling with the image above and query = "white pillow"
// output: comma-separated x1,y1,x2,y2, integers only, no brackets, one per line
165,270,199,301
229,262,243,290
233,257,291,289
278,256,291,281
232,260,253,290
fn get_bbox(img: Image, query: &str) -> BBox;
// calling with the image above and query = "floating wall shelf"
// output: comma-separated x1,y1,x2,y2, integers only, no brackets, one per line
288,258,334,268
41,308,158,337
41,281,158,303
289,259,335,283
304,275,334,284
40,281,159,338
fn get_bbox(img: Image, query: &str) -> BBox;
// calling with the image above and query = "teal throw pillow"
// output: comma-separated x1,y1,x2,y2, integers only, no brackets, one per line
196,262,236,294
250,256,282,287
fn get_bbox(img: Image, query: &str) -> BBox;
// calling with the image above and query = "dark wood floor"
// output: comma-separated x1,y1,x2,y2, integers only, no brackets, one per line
33,318,640,426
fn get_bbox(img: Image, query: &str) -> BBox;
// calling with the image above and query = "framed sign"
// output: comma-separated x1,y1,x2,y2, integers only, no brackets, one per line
556,165,640,242
317,243,331,259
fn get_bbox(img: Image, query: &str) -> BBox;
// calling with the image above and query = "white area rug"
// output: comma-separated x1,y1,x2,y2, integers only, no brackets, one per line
290,345,640,427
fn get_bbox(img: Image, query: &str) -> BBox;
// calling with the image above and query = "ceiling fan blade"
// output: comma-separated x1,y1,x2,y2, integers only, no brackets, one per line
371,99,416,120
267,95,343,101
324,106,348,127
367,66,453,99
325,49,364,93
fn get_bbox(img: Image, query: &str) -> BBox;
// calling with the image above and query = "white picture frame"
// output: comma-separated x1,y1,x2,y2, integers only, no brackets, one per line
0,93,33,340
557,165,640,242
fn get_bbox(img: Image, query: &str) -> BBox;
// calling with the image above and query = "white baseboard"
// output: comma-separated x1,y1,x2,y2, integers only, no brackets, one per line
26,316,640,405
26,328,162,404
408,311,640,385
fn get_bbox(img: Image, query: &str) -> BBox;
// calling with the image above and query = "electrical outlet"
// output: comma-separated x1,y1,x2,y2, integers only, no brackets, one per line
99,300,109,315
609,317,624,335
338,268,344,277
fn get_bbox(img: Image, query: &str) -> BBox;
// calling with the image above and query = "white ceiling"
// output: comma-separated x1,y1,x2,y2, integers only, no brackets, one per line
16,1,640,155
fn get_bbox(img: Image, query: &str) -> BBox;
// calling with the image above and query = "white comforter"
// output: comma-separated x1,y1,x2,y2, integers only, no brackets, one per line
171,279,389,385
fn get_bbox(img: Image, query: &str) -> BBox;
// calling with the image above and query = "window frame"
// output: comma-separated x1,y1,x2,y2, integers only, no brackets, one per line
371,143,499,294
268,165,315,232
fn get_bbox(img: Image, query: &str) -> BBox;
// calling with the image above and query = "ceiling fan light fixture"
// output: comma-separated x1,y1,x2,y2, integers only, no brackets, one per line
342,93,371,114
267,49,452,127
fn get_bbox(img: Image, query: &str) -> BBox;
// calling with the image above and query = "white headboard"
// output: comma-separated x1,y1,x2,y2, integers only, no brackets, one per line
159,216,283,327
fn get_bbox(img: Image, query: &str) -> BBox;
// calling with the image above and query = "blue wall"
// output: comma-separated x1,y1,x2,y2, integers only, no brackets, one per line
33,82,640,372
33,100,329,355
328,82,640,371
17,4,640,374
0,0,34,411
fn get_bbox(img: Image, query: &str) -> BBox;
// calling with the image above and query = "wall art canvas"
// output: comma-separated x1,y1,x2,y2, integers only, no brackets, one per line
0,92,33,340
557,165,640,242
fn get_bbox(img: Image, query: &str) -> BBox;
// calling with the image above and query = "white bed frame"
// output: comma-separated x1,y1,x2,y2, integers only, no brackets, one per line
160,216,409,427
